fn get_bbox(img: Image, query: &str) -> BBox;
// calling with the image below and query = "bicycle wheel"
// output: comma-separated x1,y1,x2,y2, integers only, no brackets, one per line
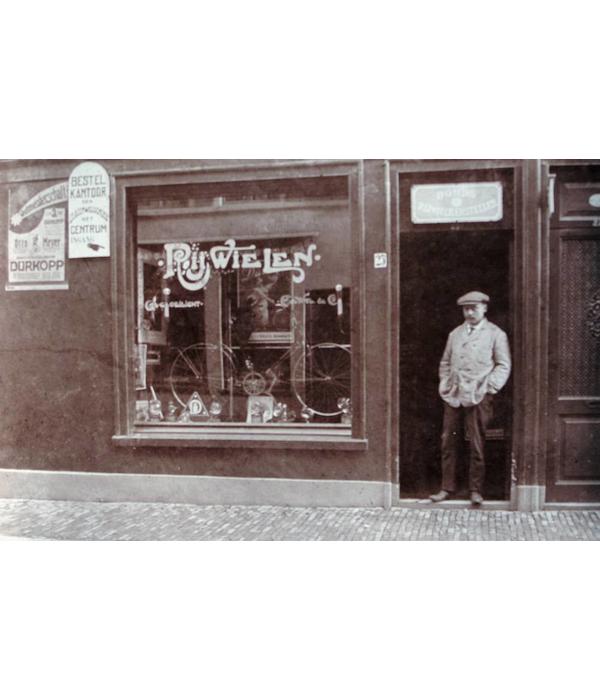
292,343,351,417
169,343,237,408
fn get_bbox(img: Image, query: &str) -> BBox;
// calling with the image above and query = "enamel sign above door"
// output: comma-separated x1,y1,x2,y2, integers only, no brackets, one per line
411,182,503,224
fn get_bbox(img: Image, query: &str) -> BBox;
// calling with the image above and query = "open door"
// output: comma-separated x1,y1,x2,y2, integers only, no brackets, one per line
396,168,514,501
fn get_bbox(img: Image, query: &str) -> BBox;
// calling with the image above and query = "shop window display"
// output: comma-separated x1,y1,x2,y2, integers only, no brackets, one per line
132,181,353,431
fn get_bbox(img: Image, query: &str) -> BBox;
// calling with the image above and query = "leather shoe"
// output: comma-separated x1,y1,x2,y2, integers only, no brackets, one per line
470,491,484,506
430,490,451,503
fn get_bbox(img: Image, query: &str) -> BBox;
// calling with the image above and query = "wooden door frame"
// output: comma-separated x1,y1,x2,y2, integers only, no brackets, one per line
388,159,543,508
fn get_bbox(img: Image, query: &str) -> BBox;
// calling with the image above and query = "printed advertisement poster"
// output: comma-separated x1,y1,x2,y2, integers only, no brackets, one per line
6,181,68,291
68,161,110,258
239,268,292,344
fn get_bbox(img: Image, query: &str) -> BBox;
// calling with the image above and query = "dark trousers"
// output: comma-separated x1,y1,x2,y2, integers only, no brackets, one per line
441,395,493,494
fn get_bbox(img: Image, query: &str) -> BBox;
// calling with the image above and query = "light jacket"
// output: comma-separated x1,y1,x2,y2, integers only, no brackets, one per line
439,318,511,407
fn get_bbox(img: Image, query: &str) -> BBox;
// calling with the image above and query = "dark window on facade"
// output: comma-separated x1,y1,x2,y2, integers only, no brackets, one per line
128,175,355,436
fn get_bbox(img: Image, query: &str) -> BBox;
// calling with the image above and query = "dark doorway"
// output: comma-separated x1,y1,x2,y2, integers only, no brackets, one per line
399,229,512,500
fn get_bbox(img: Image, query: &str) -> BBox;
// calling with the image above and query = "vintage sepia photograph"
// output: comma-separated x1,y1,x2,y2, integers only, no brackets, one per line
1,157,599,541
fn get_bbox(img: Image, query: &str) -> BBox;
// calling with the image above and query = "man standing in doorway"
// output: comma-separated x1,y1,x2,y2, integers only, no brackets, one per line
430,291,511,506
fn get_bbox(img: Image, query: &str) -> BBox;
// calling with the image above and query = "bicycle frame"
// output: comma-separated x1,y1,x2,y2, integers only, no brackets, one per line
169,339,351,421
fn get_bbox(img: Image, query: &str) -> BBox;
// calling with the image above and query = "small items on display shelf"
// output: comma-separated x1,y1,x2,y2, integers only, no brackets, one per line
136,388,225,424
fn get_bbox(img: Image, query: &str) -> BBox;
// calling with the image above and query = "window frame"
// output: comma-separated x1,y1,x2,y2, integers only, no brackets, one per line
111,161,368,450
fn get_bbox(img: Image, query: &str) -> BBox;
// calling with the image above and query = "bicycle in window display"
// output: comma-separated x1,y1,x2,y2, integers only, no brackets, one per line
168,332,352,424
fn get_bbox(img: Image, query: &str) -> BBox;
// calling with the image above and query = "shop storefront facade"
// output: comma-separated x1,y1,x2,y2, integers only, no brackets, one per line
0,159,598,510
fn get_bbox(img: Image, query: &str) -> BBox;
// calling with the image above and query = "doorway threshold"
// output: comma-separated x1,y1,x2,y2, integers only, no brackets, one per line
396,498,512,511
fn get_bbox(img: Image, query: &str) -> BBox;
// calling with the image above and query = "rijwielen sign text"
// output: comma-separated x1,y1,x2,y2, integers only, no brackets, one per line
161,239,321,291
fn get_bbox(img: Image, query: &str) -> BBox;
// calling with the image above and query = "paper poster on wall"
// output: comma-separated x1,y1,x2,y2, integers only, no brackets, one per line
68,161,110,258
6,181,69,291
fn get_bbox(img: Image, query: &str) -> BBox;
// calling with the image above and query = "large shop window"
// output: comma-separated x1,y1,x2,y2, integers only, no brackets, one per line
127,175,356,443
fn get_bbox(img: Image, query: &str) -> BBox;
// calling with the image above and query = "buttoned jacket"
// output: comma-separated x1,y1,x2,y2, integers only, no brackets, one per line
439,318,511,407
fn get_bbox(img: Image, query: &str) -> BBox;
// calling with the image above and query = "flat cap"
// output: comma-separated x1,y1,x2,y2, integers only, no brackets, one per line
457,291,490,305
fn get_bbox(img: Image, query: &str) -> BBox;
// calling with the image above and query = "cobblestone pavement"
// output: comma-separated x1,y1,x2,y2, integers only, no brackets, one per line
0,499,599,540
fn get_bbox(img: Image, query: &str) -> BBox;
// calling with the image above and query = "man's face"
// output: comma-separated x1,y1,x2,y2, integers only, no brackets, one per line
462,303,487,325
